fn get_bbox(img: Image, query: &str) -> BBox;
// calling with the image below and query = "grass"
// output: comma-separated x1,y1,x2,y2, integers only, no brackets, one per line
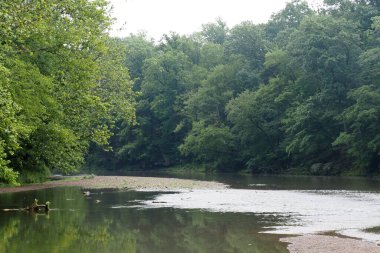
363,226,380,234
44,174,95,183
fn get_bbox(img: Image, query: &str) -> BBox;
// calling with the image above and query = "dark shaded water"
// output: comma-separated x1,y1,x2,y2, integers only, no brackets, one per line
1,174,380,253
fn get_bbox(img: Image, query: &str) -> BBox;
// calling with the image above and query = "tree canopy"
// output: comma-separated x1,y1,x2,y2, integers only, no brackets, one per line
92,0,380,176
2,0,380,183
0,0,135,184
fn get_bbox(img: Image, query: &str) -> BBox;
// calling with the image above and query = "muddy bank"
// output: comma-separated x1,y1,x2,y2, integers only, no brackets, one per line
0,175,227,194
281,235,380,253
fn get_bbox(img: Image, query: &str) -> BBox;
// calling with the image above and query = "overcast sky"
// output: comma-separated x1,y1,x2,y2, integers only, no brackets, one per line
108,0,322,40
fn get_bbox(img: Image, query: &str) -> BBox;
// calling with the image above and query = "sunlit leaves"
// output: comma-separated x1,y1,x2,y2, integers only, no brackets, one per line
0,0,135,183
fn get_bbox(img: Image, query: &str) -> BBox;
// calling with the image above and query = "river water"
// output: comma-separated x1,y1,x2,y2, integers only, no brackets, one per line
1,174,380,253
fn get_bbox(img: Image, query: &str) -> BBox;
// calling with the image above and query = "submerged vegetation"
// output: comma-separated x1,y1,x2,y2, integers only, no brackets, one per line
1,0,380,184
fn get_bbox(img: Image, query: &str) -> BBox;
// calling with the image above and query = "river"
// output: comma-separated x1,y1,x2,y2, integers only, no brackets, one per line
1,173,380,253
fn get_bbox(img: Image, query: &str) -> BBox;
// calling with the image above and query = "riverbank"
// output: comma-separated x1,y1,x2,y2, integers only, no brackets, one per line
281,234,380,253
0,175,227,193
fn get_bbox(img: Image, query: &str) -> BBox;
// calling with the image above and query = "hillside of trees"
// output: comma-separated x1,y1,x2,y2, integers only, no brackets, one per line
90,0,380,176
1,0,380,185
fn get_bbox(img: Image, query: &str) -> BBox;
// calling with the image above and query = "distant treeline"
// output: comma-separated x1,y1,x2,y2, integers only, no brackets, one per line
90,0,380,176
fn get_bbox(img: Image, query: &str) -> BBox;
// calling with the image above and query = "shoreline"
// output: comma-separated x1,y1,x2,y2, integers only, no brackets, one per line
0,175,227,194
281,234,380,253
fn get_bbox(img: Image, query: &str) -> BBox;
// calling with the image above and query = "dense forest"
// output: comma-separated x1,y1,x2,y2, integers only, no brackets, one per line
1,0,380,184
0,0,135,184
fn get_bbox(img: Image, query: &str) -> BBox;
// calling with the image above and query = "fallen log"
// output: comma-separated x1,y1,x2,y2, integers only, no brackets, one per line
24,199,50,213
2,199,50,213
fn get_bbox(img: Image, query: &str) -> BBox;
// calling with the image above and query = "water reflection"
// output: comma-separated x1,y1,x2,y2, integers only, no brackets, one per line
113,170,380,191
3,174,378,253
0,187,288,253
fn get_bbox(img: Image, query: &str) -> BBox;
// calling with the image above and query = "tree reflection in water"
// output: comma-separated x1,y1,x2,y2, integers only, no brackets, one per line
0,187,288,253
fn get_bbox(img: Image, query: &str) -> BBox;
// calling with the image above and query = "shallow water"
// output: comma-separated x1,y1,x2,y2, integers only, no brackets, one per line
140,189,380,242
1,175,380,252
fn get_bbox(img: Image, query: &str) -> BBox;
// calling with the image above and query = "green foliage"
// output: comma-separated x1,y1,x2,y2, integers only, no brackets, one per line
139,50,193,163
287,15,361,93
0,0,135,183
96,38,136,125
199,43,224,69
225,21,268,69
185,65,232,123
200,18,228,45
0,156,19,186
278,14,363,170
333,85,380,173
124,34,155,90
323,0,379,29
0,66,25,185
266,0,313,36
226,79,288,171
87,0,380,176
179,121,236,169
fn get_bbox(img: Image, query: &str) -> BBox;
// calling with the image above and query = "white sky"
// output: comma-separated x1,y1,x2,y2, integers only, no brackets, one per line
108,0,322,40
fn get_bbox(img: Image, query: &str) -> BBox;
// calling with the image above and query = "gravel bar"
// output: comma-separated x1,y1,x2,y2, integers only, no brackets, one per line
281,235,380,253
0,175,227,193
